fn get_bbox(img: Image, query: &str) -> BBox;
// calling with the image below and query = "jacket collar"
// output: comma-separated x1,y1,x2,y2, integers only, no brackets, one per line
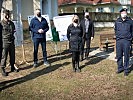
2,19,11,24
117,16,131,22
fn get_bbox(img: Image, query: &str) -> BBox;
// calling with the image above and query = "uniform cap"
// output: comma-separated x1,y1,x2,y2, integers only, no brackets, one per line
3,9,10,15
119,8,127,12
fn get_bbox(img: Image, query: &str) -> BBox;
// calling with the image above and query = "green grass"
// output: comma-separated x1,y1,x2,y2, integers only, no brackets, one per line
0,28,133,100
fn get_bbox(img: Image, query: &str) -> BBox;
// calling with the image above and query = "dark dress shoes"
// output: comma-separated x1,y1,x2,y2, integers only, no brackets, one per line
116,70,124,74
1,67,8,76
11,66,19,72
124,72,129,76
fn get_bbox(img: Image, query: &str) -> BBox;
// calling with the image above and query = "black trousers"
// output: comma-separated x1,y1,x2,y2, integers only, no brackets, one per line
81,38,91,58
72,51,80,68
1,43,15,68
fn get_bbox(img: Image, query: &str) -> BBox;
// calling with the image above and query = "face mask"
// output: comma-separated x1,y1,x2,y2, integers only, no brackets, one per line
5,15,9,20
121,14,127,18
37,13,41,17
85,15,90,19
74,19,78,23
73,23,78,27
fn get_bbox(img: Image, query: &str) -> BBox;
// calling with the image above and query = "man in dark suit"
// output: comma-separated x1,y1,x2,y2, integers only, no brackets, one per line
80,12,94,60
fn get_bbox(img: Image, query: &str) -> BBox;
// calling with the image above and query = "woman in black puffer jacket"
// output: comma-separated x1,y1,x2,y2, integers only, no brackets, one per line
67,15,83,72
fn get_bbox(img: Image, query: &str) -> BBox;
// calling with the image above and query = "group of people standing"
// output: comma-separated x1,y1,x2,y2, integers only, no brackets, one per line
0,9,50,76
0,8,133,76
67,8,133,76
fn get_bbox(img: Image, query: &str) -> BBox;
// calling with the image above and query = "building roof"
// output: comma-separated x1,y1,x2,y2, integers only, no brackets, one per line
99,0,120,4
58,0,120,6
131,0,133,6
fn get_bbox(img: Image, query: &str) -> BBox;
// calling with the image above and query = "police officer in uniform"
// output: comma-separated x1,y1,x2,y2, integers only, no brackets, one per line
0,10,18,76
114,8,133,76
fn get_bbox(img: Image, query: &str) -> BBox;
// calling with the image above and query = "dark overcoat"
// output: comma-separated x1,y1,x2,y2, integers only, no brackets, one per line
67,23,83,51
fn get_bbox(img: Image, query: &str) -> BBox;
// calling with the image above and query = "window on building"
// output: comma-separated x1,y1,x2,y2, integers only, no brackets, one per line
111,7,114,13
118,0,131,5
98,8,103,12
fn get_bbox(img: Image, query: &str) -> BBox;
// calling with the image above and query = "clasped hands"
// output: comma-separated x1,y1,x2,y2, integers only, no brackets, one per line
38,29,44,33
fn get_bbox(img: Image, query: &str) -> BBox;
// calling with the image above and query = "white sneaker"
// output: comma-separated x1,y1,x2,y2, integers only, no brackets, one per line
44,61,50,66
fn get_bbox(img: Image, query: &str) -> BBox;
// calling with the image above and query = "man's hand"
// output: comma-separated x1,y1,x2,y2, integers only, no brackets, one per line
91,37,94,40
38,29,44,33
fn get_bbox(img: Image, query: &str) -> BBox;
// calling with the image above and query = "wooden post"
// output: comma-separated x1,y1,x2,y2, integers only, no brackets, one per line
19,43,31,65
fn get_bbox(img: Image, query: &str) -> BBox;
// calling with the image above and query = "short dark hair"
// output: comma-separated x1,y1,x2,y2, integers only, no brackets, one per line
85,9,88,12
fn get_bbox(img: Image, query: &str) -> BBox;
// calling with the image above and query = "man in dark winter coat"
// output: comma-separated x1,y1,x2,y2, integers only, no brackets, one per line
114,8,133,76
29,9,50,68
80,12,94,60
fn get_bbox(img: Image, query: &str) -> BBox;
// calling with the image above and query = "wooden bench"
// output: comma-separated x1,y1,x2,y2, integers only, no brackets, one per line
99,33,115,52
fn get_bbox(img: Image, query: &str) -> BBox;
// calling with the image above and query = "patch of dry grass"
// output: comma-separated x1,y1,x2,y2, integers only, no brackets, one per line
0,28,133,100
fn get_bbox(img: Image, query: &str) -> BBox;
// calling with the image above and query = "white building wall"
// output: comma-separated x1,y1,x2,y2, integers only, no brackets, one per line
103,7,111,12
118,0,131,5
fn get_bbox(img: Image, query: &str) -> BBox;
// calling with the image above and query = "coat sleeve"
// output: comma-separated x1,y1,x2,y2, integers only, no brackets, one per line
29,19,38,33
91,21,95,37
80,24,83,37
0,23,2,44
12,21,16,34
43,19,49,33
80,20,85,38
0,23,2,60
10,21,16,40
114,21,117,35
67,25,71,41
131,20,133,39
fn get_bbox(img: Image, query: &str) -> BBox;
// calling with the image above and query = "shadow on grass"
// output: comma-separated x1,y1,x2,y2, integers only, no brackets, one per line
80,49,111,69
19,61,44,71
80,56,105,69
0,62,70,91
18,50,72,71
48,49,71,58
